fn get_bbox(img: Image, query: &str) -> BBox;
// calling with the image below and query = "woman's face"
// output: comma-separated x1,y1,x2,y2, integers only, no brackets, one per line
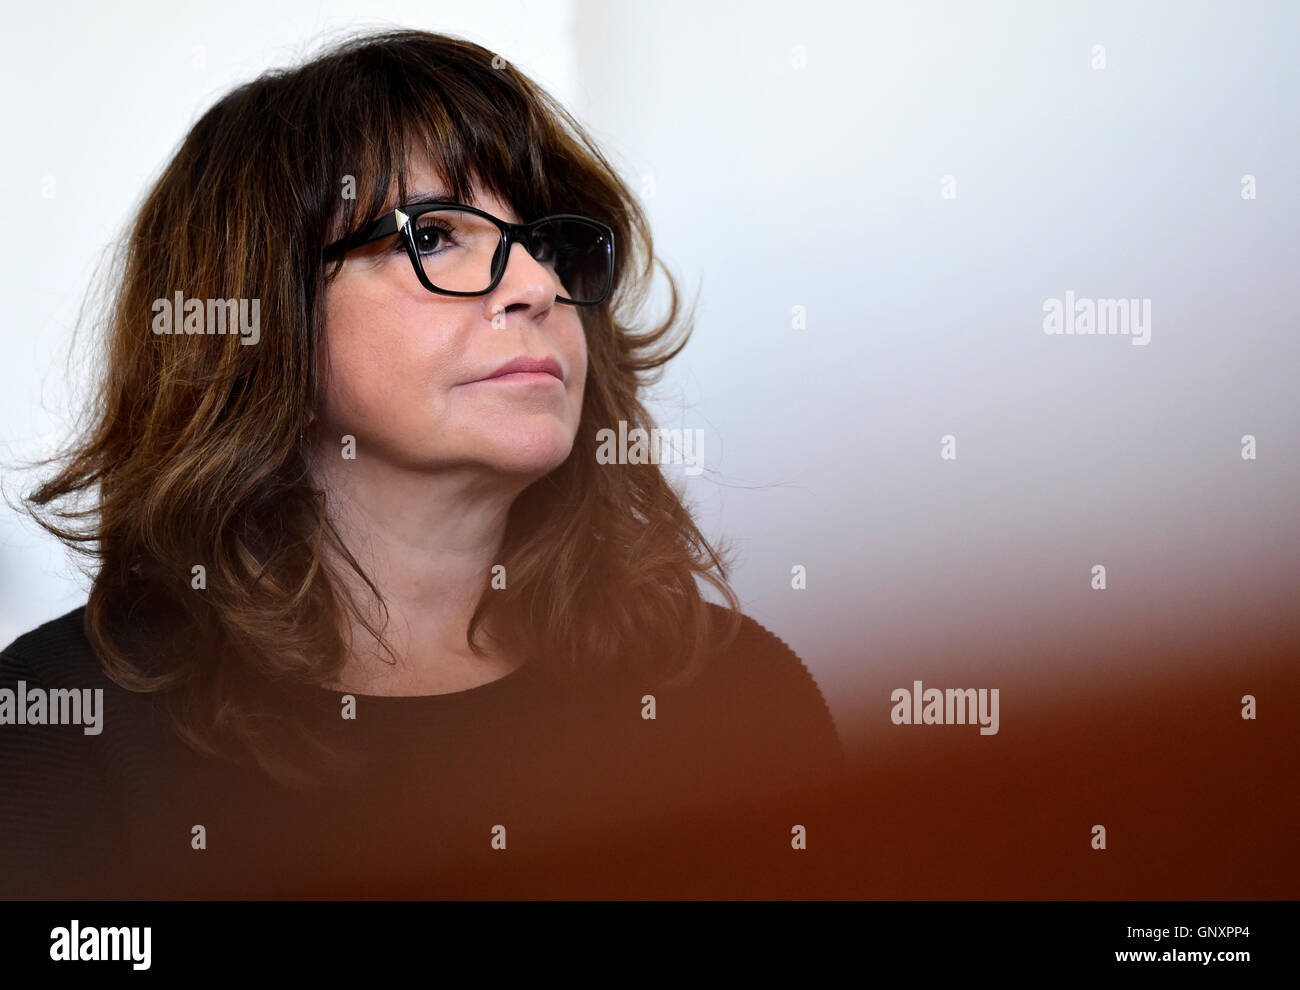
318,163,588,485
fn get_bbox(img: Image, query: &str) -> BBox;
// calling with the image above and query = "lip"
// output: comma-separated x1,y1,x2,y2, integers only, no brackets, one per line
471,355,564,383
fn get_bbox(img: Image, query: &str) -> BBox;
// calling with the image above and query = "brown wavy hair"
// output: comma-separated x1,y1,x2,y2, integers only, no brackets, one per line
14,28,742,791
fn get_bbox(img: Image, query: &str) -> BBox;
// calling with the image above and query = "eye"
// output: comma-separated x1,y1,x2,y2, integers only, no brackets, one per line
529,232,558,266
405,219,456,256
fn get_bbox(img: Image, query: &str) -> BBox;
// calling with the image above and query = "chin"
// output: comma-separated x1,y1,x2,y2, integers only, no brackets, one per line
473,424,577,477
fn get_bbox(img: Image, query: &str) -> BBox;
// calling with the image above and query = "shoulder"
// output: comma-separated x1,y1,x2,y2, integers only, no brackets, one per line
615,603,845,891
699,602,835,712
0,604,132,898
672,602,845,776
703,602,814,673
0,605,109,689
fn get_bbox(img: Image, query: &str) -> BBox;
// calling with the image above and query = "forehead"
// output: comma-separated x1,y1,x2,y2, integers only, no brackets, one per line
394,156,522,224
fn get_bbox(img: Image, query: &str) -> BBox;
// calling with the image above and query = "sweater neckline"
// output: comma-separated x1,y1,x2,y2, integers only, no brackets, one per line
289,658,539,707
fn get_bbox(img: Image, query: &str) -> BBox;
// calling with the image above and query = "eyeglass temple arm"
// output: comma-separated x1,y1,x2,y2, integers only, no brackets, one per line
322,210,406,260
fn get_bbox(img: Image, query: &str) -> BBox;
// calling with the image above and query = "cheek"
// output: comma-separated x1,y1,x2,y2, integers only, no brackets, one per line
566,321,589,404
321,287,448,426
322,295,380,421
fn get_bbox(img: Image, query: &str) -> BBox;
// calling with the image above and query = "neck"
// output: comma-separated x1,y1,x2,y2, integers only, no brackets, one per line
308,443,528,695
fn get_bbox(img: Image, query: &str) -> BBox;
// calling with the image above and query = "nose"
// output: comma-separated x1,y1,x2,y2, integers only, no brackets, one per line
482,238,557,324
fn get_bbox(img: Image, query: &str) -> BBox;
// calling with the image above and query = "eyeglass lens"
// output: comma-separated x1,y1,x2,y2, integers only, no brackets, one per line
408,209,610,303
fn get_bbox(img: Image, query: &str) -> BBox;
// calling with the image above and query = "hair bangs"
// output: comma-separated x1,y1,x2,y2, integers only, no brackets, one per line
320,42,563,264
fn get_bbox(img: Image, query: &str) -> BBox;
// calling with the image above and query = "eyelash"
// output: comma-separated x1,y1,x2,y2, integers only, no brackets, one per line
397,221,455,255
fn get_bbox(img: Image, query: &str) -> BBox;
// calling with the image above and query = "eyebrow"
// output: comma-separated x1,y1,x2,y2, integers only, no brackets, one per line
402,189,460,207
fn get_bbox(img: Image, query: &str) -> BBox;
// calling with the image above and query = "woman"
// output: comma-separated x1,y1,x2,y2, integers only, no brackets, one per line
0,28,843,899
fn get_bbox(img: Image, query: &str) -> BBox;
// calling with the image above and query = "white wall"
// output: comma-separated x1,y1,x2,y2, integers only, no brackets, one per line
570,0,1300,739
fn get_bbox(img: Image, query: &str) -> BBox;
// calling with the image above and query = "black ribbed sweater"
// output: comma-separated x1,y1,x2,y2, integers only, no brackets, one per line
0,604,844,899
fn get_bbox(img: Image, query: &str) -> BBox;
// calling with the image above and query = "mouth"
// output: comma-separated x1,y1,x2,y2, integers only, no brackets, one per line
470,355,565,384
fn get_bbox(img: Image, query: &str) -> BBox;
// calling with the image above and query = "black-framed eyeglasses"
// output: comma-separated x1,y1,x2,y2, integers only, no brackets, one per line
323,201,615,306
